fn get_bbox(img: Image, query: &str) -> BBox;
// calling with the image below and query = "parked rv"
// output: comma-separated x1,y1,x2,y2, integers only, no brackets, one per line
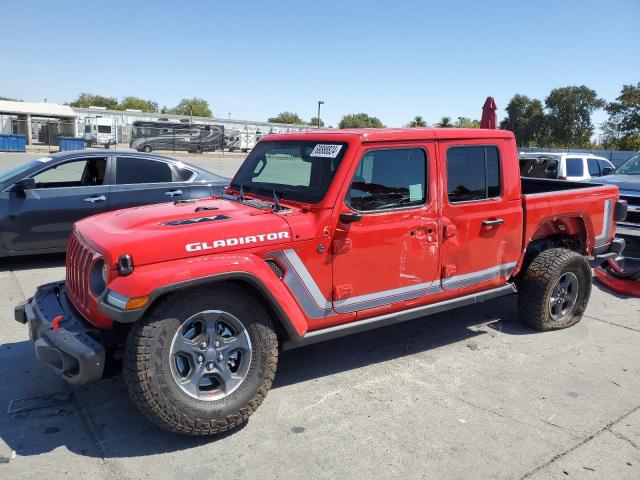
83,117,116,148
130,120,224,153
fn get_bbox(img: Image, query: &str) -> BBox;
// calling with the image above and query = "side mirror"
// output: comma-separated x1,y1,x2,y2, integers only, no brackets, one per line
13,177,36,192
339,212,362,224
601,167,614,176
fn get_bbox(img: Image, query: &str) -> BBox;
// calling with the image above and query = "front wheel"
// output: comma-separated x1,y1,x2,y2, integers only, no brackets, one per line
124,286,278,436
517,248,592,331
143,145,152,153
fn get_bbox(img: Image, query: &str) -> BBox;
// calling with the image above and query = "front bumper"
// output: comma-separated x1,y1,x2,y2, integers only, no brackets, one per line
14,281,105,385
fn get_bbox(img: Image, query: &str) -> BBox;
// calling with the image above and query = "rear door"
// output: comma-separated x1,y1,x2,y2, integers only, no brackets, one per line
438,141,522,291
1,156,110,253
108,156,189,210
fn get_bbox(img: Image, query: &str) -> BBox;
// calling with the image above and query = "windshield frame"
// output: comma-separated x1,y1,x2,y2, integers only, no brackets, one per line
230,140,349,204
615,153,640,175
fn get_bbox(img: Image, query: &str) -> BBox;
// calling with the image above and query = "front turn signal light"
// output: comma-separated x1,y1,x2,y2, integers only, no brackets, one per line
125,296,149,310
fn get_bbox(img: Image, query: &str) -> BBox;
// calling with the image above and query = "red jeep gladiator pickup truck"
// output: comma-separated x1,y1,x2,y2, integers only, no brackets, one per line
16,128,627,436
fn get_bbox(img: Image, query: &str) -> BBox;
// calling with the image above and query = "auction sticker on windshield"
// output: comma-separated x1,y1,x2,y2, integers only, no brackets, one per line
311,144,342,158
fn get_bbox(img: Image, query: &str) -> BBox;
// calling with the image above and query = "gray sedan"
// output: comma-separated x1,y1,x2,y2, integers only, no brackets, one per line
0,151,229,256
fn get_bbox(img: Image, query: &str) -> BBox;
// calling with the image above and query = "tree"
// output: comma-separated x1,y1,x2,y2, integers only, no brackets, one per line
544,85,605,148
309,116,324,127
454,117,480,128
168,98,212,117
408,116,427,128
338,113,384,129
601,83,640,150
0,96,21,101
499,94,545,146
436,116,453,128
69,93,118,110
268,112,305,124
117,96,158,113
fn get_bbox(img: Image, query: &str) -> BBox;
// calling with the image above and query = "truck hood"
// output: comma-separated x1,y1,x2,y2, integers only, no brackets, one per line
592,174,640,193
75,198,293,266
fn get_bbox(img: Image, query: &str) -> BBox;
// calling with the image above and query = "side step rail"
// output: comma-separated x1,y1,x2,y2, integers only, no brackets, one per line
282,283,517,350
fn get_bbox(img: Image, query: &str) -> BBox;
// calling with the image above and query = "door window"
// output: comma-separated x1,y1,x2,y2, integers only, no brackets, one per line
348,148,426,211
598,160,614,174
587,158,601,176
32,158,107,188
116,157,173,184
565,157,584,177
446,146,501,203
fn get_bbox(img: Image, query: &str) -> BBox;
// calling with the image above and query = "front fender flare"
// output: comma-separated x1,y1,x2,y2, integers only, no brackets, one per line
99,254,308,339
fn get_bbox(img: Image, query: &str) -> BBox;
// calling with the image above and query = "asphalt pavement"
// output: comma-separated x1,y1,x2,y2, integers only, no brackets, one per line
0,150,639,479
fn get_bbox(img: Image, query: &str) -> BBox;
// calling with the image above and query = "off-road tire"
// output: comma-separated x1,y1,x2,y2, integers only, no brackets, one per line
517,248,591,331
124,286,278,436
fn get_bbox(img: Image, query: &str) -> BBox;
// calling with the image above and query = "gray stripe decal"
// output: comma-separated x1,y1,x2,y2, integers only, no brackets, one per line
269,250,333,319
442,262,517,290
269,249,516,317
333,281,441,314
595,199,613,246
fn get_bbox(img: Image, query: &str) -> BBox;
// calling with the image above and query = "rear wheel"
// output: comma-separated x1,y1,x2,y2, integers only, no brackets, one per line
143,145,152,153
124,286,278,436
517,248,592,331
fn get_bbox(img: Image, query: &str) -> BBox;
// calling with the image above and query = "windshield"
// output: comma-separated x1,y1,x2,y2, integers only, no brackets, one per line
231,141,348,203
616,153,640,175
0,159,43,185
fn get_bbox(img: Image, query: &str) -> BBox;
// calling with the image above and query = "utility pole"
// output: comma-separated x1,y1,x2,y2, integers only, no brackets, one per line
317,100,324,129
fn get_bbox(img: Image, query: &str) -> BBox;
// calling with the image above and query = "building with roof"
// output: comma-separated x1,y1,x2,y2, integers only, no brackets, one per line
0,100,77,145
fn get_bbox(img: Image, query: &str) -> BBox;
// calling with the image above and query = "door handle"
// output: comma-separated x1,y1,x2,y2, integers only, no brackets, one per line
165,189,184,197
482,218,504,227
83,195,106,203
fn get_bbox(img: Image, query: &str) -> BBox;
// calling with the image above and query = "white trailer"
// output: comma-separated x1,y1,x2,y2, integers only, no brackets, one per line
83,116,116,148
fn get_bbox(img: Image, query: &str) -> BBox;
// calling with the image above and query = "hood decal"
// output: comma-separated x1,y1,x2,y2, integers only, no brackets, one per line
186,231,290,252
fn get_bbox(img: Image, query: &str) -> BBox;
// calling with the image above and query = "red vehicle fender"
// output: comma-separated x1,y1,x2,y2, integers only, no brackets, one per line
105,253,309,337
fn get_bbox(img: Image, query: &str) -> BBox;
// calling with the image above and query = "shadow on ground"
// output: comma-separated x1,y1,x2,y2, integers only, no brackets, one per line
0,252,66,272
1,294,533,460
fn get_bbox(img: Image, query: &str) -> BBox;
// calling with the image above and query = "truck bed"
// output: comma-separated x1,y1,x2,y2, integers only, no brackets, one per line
521,177,599,195
521,177,620,253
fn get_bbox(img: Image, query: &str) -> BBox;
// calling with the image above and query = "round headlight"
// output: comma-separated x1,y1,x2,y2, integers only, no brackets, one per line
90,259,107,296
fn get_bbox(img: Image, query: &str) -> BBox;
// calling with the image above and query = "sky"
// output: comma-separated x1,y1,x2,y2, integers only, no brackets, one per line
1,0,638,131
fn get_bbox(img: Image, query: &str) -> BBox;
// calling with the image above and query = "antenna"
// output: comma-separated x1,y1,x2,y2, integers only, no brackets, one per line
272,189,282,211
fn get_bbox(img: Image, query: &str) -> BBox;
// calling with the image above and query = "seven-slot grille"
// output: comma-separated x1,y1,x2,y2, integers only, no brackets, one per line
66,232,96,313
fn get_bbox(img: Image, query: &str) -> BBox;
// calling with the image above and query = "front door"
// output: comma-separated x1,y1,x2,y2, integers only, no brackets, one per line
332,145,440,314
438,140,522,291
1,156,109,253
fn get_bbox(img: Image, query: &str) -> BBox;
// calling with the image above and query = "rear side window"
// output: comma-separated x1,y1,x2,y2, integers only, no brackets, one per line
349,148,426,211
587,158,600,176
177,167,195,181
447,146,501,203
116,157,173,184
97,125,111,133
565,158,584,177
